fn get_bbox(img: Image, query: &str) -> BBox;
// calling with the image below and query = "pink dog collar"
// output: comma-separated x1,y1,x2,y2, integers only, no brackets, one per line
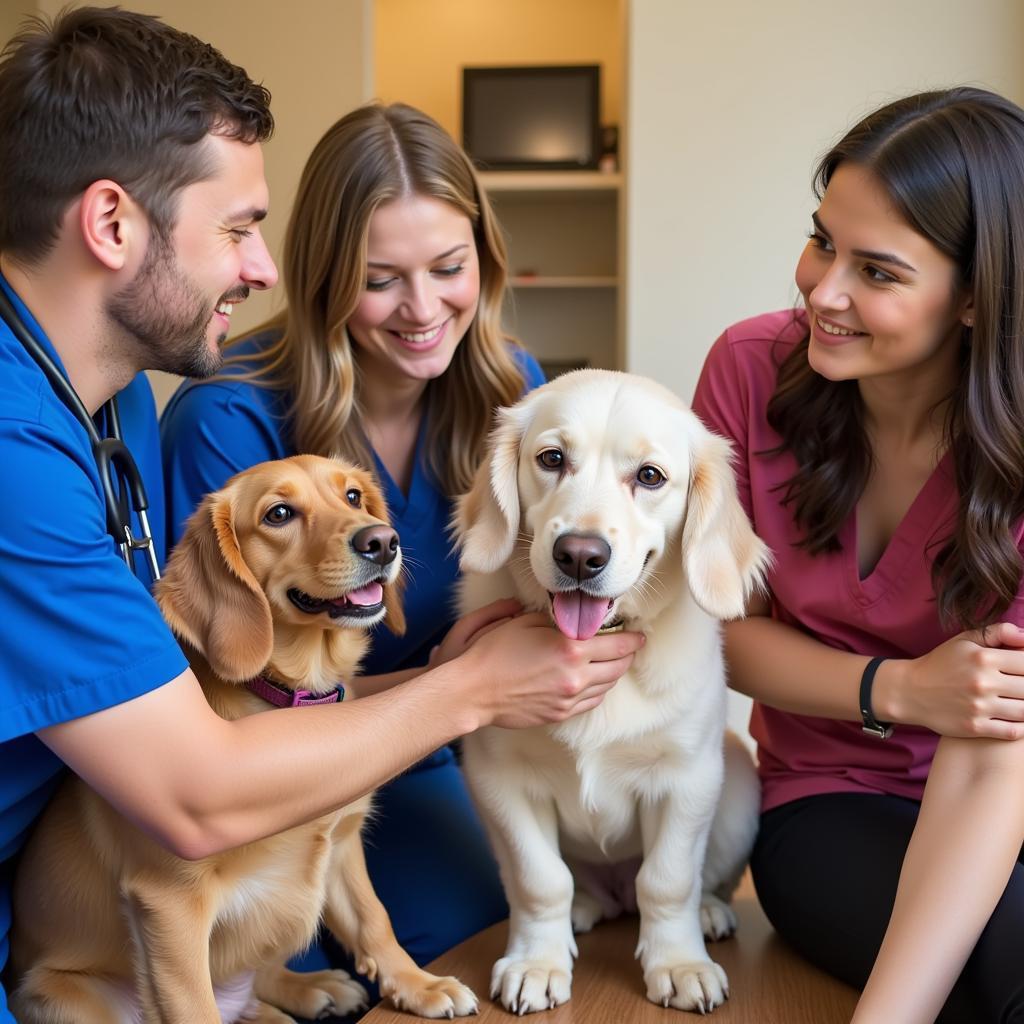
244,675,344,708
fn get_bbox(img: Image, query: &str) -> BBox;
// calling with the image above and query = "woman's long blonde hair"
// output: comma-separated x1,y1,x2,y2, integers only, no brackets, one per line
223,102,525,495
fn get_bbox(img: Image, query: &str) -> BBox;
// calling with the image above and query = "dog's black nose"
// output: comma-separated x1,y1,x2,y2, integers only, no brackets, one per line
351,525,399,566
553,532,610,581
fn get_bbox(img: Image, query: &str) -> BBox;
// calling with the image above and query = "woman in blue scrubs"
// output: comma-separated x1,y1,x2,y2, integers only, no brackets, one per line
160,102,544,998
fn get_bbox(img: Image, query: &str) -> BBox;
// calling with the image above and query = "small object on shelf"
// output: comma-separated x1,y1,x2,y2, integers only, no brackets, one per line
599,124,619,173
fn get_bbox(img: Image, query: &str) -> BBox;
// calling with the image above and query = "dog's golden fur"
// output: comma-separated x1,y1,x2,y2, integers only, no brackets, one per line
10,454,476,1023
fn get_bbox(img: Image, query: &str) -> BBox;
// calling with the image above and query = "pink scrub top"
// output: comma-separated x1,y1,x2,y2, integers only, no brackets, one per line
692,309,1024,811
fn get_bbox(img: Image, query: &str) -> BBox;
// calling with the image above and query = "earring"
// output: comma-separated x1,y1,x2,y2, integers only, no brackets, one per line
963,317,974,328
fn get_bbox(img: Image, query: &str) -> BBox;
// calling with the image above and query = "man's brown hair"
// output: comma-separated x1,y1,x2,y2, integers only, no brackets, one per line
0,5,273,264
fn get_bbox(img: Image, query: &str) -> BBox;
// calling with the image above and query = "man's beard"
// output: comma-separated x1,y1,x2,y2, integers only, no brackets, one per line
107,234,228,380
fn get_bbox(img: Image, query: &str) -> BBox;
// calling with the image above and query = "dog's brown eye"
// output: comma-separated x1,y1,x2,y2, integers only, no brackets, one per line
537,448,563,471
263,503,294,526
637,465,666,488
345,488,362,508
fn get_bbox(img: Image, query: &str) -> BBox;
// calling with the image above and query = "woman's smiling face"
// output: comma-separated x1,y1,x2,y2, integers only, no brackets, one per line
795,162,971,387
346,194,480,385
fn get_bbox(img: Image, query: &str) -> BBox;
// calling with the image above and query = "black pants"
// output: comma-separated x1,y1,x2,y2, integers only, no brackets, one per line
751,792,1024,1023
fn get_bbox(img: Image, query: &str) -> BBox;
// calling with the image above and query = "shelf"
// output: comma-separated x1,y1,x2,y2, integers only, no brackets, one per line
484,169,623,370
479,170,622,194
510,275,618,289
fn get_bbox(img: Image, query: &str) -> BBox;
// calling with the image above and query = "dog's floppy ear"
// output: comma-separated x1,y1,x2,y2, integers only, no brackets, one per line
156,487,274,682
360,471,406,637
454,402,530,573
682,427,770,620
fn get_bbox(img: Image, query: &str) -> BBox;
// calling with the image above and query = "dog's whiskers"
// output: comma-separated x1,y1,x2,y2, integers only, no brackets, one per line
629,571,667,612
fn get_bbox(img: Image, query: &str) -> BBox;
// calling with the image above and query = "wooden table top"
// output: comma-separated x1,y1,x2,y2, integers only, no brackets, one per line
358,877,858,1023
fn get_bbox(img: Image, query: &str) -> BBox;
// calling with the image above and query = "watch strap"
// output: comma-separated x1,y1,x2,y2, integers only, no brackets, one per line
859,656,893,739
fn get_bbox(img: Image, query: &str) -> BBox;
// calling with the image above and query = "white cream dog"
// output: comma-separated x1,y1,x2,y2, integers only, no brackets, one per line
453,369,769,1015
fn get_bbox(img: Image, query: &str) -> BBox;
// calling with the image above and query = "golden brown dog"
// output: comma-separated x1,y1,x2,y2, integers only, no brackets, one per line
10,454,477,1023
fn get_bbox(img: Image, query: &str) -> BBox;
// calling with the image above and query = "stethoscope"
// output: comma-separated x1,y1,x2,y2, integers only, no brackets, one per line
0,286,161,583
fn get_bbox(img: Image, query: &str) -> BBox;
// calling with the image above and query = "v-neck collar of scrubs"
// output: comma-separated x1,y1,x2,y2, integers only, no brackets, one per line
842,449,956,606
371,410,432,518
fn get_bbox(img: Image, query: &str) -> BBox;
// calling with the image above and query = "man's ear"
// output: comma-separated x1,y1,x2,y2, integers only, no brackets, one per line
78,179,144,272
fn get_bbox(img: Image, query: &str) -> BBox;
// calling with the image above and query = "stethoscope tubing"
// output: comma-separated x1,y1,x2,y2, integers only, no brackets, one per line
0,287,161,581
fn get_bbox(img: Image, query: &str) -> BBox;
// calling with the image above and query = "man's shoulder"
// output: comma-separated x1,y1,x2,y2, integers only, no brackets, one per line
0,330,52,428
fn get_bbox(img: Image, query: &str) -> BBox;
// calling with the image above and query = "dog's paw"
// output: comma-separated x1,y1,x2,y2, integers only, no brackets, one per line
387,970,478,1019
571,889,604,933
263,968,368,1019
308,969,369,1018
644,959,728,1013
700,893,738,941
239,1000,297,1023
491,956,573,1015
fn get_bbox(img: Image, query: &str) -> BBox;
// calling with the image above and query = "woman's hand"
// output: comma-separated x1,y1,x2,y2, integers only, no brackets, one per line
427,598,524,669
449,612,645,731
878,622,1024,739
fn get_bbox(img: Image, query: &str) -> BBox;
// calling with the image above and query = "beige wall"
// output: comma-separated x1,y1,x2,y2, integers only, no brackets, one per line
626,0,1024,400
7,0,372,407
0,3,35,43
374,0,623,139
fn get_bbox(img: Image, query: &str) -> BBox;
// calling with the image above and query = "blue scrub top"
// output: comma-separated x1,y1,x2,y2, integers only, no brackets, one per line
0,277,186,1021
161,331,545,675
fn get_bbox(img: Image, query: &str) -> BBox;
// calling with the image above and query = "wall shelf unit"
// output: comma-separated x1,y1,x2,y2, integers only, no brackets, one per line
509,275,618,289
479,170,622,193
479,170,624,376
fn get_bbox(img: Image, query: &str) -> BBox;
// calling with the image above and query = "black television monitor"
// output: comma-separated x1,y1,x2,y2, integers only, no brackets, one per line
462,65,601,171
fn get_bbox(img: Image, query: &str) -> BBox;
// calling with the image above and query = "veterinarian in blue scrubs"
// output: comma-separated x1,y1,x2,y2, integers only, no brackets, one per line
0,15,640,1022
0,293,181,1022
161,102,546,988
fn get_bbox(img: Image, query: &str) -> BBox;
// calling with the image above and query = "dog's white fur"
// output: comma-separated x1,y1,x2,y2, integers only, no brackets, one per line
453,370,769,1014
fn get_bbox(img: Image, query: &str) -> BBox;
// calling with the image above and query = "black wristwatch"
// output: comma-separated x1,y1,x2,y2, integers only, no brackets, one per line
859,656,893,739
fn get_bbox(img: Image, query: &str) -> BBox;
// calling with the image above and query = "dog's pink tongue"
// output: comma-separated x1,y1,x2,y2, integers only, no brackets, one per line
552,592,610,641
343,582,383,607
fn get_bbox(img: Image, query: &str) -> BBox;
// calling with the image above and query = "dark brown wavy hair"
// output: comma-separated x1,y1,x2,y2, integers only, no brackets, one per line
767,87,1024,629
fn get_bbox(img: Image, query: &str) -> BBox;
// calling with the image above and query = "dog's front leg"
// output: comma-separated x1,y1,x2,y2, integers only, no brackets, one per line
320,815,478,1019
474,780,578,1015
635,791,728,1014
121,877,222,1024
